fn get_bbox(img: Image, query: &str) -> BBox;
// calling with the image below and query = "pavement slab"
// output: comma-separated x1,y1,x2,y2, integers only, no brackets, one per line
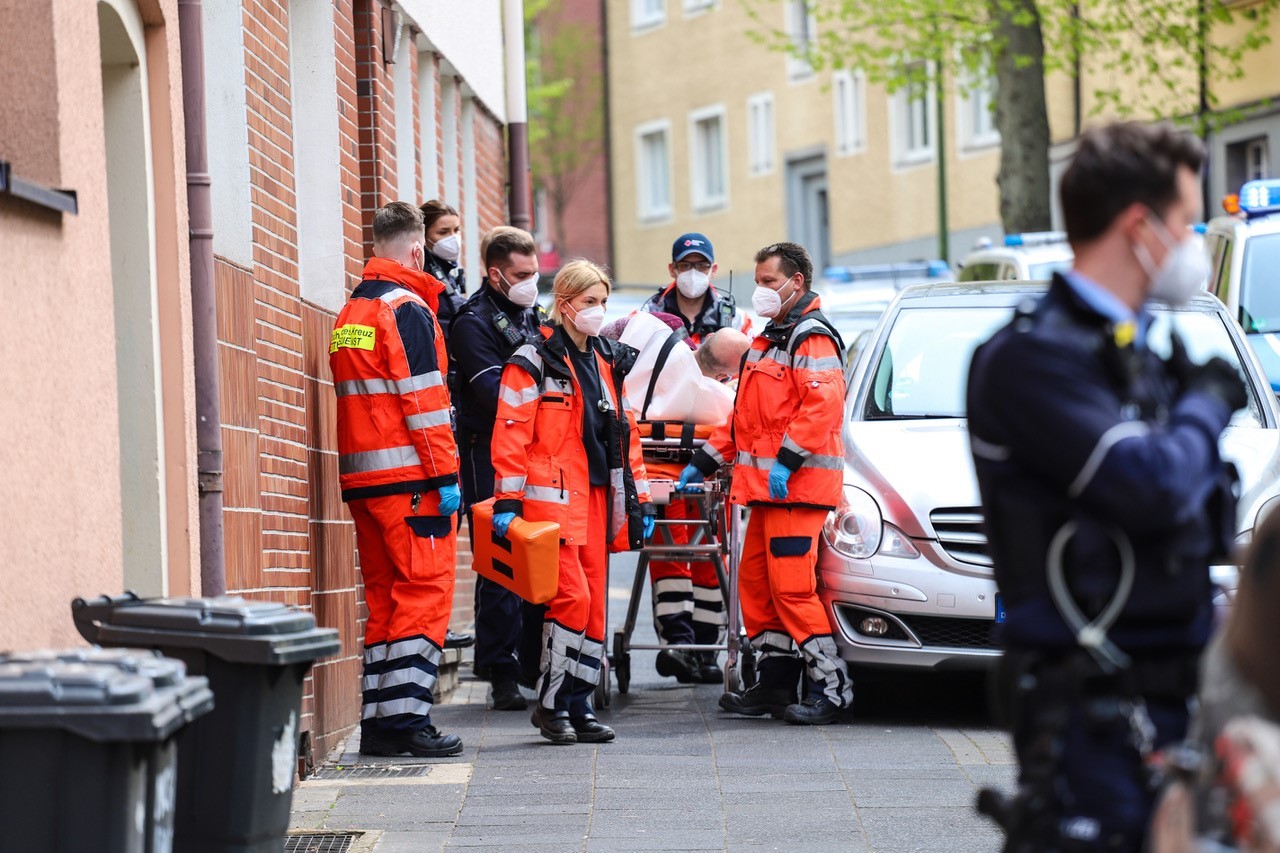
290,552,1016,851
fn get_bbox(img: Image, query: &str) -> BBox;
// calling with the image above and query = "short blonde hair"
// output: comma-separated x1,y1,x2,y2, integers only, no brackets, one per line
551,259,612,325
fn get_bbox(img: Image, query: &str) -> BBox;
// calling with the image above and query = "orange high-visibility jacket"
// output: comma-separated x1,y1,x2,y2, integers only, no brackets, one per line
690,292,846,510
491,325,655,551
330,257,457,502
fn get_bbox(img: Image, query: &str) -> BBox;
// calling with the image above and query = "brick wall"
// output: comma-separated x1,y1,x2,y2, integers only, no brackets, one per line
215,0,506,770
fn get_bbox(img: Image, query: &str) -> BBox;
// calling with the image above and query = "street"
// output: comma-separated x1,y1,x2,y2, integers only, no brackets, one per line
290,552,1016,852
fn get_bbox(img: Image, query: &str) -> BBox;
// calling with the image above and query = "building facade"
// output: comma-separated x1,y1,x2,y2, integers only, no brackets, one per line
0,0,512,772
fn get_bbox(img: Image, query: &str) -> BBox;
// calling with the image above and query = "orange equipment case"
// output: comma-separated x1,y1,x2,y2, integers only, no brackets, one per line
470,498,561,604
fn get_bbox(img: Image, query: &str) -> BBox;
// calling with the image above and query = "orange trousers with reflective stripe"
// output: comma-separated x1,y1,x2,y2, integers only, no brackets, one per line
546,486,609,639
350,491,456,650
737,506,831,644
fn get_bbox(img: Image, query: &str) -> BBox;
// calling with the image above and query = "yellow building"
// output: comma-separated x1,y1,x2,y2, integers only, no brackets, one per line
605,0,1280,287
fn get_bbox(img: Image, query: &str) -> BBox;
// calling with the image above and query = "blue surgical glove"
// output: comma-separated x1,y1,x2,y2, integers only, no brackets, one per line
642,515,656,540
437,484,461,516
493,511,517,537
676,463,704,493
768,462,792,501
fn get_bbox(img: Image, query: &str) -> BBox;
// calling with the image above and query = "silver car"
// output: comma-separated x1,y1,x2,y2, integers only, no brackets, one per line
818,281,1280,671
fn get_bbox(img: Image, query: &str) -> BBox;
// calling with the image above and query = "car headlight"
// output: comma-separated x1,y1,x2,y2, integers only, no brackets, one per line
823,487,882,559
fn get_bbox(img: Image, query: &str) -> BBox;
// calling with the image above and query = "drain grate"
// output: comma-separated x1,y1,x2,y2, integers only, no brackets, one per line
283,831,361,853
309,763,434,781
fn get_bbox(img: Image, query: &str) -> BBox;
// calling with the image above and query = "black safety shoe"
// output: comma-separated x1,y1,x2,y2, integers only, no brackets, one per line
695,652,724,684
570,714,616,743
783,696,845,726
718,685,795,719
655,649,700,683
491,680,528,711
360,726,463,757
444,629,474,649
530,705,577,744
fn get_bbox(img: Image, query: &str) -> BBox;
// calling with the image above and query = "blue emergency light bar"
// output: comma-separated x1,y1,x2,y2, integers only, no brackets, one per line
1240,179,1280,218
1004,231,1067,248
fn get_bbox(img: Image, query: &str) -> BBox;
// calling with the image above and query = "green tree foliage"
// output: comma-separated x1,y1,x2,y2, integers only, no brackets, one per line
742,0,1276,232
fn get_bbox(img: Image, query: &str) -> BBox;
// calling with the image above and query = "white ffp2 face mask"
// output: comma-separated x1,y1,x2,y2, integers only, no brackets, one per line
430,234,461,262
501,271,540,308
1135,217,1209,307
567,303,606,336
753,278,799,319
676,269,711,299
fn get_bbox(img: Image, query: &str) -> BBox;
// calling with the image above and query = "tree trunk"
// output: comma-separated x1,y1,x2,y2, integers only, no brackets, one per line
991,0,1053,233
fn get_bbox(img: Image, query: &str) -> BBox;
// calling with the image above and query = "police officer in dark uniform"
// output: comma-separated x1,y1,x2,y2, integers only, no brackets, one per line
450,227,546,711
967,122,1247,851
640,232,752,344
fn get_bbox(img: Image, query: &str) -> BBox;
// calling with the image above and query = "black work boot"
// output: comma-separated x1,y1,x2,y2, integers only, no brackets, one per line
783,696,845,726
530,705,577,744
570,713,616,743
695,651,724,684
719,654,802,718
655,649,700,683
491,679,528,711
360,725,463,757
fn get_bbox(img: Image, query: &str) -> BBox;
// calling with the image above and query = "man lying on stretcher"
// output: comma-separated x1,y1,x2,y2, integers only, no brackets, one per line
600,311,750,684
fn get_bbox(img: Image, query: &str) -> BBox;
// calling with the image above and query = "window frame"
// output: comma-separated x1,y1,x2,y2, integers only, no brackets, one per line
785,0,818,82
688,104,730,212
631,0,666,31
889,60,937,168
956,62,1000,152
634,118,674,224
746,92,776,177
683,0,717,15
833,69,867,157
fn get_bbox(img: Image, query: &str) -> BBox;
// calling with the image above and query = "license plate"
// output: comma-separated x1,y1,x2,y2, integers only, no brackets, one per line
994,593,1007,624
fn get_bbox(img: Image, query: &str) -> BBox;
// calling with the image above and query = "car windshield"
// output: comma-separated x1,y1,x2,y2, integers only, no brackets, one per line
1028,259,1072,280
863,304,1263,426
1240,233,1280,334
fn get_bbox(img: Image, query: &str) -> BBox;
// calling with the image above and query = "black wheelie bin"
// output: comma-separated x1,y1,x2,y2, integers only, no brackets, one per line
0,656,213,853
72,593,341,853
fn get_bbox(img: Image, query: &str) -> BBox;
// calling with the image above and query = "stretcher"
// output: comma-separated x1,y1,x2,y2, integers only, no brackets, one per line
599,419,755,707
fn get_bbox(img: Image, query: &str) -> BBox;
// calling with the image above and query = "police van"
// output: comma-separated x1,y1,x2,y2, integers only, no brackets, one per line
1204,179,1280,391
956,232,1074,282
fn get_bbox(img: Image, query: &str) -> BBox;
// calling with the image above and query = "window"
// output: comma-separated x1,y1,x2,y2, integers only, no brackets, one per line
786,0,817,80
632,0,665,29
1226,136,1270,193
958,65,999,150
635,120,672,222
747,93,775,176
833,70,866,156
1247,138,1269,182
689,106,729,211
891,61,936,166
684,0,716,13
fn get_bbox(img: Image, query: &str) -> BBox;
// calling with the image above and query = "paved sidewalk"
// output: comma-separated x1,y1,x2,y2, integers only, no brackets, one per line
290,556,1016,852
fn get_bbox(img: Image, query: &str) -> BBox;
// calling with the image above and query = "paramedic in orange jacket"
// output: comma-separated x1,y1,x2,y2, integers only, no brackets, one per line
330,202,462,758
491,259,657,745
679,241,854,726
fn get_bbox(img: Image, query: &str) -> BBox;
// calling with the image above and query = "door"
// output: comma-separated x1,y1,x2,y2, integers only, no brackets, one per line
786,153,831,271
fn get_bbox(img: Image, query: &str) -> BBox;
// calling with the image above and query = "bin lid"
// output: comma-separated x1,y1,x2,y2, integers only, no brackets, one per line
73,594,341,666
0,662,198,742
0,648,214,724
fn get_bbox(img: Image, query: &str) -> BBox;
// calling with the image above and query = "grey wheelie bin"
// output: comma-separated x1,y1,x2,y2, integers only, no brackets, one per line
0,647,214,853
72,593,341,853
0,656,213,853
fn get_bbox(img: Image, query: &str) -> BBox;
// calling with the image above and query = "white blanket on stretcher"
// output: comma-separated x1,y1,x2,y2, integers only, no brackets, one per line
619,313,734,426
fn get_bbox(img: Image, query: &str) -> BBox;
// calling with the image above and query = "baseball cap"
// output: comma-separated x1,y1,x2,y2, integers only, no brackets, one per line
672,233,714,263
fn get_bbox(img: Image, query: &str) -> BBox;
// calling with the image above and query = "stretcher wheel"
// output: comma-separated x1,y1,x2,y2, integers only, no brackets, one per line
595,655,612,709
612,633,631,694
726,666,741,693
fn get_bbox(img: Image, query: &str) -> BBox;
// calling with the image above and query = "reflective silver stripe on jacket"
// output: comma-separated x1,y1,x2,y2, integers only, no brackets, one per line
339,445,419,475
496,476,527,493
378,286,423,307
512,343,543,372
609,468,627,541
634,479,650,495
525,484,570,504
792,354,842,371
499,384,540,408
735,451,842,471
780,435,812,460
335,371,444,398
703,445,727,467
405,409,452,431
